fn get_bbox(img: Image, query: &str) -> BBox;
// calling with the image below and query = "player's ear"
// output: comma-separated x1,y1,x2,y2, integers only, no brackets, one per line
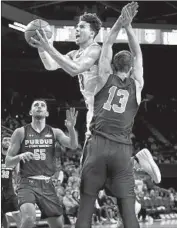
46,111,49,117
29,110,32,116
91,30,95,39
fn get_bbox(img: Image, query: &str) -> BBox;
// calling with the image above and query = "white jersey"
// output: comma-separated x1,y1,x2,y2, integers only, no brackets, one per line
72,42,100,135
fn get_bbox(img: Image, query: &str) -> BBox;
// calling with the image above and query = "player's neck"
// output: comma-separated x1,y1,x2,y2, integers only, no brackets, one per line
116,72,130,81
79,39,94,50
31,118,46,133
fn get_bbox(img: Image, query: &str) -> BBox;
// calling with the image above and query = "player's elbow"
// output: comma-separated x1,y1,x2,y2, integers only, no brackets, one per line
69,66,84,77
44,65,59,71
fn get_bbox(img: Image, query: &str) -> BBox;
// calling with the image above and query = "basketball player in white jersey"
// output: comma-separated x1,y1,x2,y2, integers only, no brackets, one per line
30,2,161,184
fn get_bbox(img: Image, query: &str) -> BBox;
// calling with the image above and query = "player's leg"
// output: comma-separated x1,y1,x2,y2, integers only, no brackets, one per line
134,148,161,183
20,203,36,228
75,193,98,228
17,179,37,228
76,135,108,228
37,179,63,228
117,197,140,228
47,216,64,228
107,143,139,228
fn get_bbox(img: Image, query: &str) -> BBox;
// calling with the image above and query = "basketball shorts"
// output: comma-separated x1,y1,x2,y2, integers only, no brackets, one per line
80,134,135,198
17,177,63,219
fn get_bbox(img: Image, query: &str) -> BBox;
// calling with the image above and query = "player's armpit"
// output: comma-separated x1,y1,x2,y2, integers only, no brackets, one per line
5,128,24,168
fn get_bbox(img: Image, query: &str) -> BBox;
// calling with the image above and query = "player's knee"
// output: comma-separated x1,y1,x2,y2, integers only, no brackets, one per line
75,221,90,228
21,215,35,228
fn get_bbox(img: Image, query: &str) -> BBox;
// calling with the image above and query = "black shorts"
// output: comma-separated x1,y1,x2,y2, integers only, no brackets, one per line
2,188,19,214
17,177,63,219
81,134,135,198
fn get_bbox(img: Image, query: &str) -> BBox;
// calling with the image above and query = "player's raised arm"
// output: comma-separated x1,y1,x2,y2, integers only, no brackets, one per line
95,12,125,93
123,3,144,88
32,30,101,76
53,108,78,149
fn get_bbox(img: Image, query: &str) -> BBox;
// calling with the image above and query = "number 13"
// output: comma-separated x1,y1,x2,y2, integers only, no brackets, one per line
103,86,129,113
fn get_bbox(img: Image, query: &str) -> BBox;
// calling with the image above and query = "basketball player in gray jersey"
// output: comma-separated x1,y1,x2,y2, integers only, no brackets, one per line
5,99,78,228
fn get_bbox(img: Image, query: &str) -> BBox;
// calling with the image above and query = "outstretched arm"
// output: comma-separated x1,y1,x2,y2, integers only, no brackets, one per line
122,3,144,88
95,16,124,94
32,30,101,76
95,2,138,94
125,24,144,88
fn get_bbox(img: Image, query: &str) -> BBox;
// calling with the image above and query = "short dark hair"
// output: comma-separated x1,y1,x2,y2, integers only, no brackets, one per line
31,98,48,109
2,135,11,141
113,50,133,73
79,13,102,37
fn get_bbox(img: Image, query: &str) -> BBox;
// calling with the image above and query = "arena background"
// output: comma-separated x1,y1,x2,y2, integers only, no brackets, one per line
1,1,177,227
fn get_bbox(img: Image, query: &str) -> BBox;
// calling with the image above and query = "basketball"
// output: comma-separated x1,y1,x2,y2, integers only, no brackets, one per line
24,19,53,47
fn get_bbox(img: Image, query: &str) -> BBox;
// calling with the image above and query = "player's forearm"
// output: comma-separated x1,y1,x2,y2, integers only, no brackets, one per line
124,24,142,57
38,49,60,70
67,127,78,150
105,16,123,45
5,155,21,168
46,46,79,76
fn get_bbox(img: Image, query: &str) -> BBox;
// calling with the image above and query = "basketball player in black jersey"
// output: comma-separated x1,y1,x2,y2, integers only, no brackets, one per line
1,135,21,228
5,99,78,228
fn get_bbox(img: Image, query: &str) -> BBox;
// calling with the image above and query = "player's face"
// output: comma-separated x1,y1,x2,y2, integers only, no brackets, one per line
30,101,48,119
2,137,11,149
75,21,94,45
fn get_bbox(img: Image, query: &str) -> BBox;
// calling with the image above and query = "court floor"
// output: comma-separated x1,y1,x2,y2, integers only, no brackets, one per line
66,219,177,228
